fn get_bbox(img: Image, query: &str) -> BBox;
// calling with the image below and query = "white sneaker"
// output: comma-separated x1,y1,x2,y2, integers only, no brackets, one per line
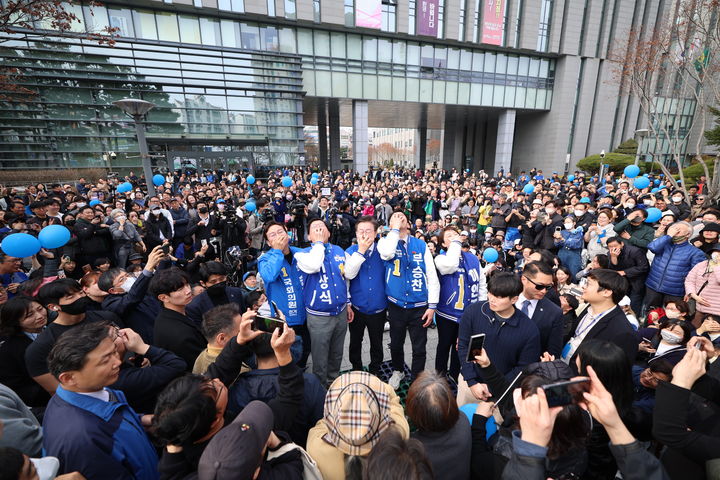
383,321,390,332
388,370,404,390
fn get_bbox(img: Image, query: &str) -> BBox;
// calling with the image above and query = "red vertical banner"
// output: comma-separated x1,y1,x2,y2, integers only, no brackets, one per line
481,0,505,45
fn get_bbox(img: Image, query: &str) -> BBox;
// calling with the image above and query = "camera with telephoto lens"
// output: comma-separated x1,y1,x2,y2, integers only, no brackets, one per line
260,209,274,223
289,200,307,217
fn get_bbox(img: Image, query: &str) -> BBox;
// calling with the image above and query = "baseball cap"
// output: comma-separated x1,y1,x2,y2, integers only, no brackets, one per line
460,230,469,236
198,401,274,480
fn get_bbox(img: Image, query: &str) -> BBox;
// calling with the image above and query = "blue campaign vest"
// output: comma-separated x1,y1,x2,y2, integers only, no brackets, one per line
384,236,431,308
437,251,482,322
299,243,348,316
257,248,306,326
346,243,388,315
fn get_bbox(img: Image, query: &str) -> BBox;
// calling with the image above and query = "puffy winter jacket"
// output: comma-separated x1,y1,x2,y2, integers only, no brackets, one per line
645,236,707,296
685,260,720,316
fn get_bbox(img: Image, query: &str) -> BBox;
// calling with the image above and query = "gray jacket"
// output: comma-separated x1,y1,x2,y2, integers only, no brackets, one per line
0,383,42,457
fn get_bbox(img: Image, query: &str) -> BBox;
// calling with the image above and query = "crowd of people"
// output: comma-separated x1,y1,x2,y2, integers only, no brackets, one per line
0,165,719,480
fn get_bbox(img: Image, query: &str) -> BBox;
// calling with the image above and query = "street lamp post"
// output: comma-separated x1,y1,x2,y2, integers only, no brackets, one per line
634,129,649,166
112,99,157,196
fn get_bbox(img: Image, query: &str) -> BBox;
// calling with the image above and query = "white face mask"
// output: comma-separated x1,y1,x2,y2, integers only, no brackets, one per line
660,329,682,344
120,275,136,293
152,210,162,216
217,204,225,211
545,207,556,215
712,251,720,261
625,202,635,209
665,309,681,319
574,209,585,217
672,197,683,203
564,222,574,230
643,200,655,206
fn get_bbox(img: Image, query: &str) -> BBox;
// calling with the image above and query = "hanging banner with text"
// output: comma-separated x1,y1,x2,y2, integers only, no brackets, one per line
417,0,439,37
481,0,505,45
355,0,382,29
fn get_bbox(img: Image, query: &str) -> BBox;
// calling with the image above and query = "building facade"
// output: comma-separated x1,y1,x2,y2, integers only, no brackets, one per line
0,0,713,175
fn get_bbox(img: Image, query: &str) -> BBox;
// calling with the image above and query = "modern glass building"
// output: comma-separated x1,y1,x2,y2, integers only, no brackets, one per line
0,0,712,174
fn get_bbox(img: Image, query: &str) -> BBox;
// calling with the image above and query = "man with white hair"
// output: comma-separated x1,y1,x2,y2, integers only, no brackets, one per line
644,221,707,311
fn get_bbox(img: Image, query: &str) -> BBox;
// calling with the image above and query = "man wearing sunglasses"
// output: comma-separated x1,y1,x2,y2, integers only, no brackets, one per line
517,261,565,358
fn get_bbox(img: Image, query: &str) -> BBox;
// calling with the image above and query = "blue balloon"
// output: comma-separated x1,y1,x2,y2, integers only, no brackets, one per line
310,177,318,185
459,404,498,440
153,174,165,186
482,248,499,263
117,182,132,193
579,197,591,204
89,199,101,207
654,179,660,185
245,201,256,212
281,176,293,188
567,175,575,182
522,183,535,194
624,165,640,178
312,172,319,178
633,177,650,189
38,225,71,249
645,207,662,223
1,233,41,258
247,175,256,185
651,188,659,193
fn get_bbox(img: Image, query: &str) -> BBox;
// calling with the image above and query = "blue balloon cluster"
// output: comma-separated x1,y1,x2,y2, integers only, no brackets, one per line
310,177,318,185
1,233,41,258
522,183,535,194
245,200,256,212
247,175,256,185
567,175,575,182
624,165,640,178
89,199,101,207
117,182,132,193
153,174,165,186
38,225,71,249
281,176,293,188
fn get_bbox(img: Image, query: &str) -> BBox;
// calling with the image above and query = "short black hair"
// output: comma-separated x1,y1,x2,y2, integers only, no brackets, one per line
249,332,274,359
594,254,609,268
98,268,125,292
0,296,42,336
47,321,111,379
606,236,624,247
198,261,228,283
246,289,264,307
262,221,287,241
201,303,239,342
631,208,648,219
487,272,523,298
524,260,554,278
355,215,379,231
586,269,628,304
37,278,82,307
79,206,94,214
0,447,25,480
151,374,218,446
307,217,327,231
149,267,189,299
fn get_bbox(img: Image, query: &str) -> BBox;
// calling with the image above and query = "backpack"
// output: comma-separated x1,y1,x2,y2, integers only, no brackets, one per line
266,442,323,480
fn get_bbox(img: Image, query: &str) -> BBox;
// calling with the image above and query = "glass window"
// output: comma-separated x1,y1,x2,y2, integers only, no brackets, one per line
297,29,313,55
458,0,466,41
156,12,180,42
347,34,362,60
220,19,238,47
285,0,297,19
179,16,201,44
381,0,397,33
262,26,279,51
314,30,330,57
218,0,245,11
200,18,221,46
437,0,445,39
194,0,203,7
313,0,321,22
408,0,416,35
268,0,276,16
392,40,406,64
407,42,420,65
537,0,553,52
447,48,460,69
240,23,260,49
331,32,346,58
344,0,354,27
107,8,134,37
363,37,377,61
83,5,109,34
472,0,480,41
378,39,392,63
278,28,296,53
133,10,158,40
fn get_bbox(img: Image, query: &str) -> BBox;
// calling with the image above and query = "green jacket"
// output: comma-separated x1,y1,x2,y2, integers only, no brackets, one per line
613,218,655,249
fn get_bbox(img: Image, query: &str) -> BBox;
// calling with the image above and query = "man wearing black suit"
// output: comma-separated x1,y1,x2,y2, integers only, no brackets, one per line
517,261,565,357
605,237,649,316
562,269,639,370
186,261,247,327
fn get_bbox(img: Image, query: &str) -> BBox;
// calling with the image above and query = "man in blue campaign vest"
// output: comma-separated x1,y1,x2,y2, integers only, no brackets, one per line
434,226,486,381
345,215,388,376
257,221,309,367
378,211,440,389
295,218,349,387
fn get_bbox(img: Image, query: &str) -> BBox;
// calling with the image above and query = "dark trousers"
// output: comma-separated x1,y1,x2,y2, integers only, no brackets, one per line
643,286,683,312
435,315,460,380
388,303,427,378
348,307,386,375
294,324,311,369
628,285,645,317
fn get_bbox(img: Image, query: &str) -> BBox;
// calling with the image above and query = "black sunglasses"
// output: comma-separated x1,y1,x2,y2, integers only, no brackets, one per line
524,276,553,291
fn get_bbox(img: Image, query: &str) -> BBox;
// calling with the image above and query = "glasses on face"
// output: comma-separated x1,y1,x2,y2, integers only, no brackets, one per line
524,276,554,291
108,322,121,341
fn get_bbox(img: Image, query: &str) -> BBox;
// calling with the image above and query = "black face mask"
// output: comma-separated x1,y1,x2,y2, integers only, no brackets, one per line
198,207,209,214
59,296,93,315
206,282,227,297
65,220,75,227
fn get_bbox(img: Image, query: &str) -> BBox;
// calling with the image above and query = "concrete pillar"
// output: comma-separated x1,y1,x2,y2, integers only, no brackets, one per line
352,100,369,174
494,109,516,176
317,100,328,170
328,99,341,171
416,105,428,170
